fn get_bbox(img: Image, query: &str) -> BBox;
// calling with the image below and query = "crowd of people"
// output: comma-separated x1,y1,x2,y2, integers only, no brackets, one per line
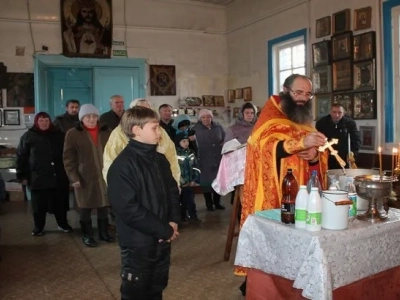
13,74,362,299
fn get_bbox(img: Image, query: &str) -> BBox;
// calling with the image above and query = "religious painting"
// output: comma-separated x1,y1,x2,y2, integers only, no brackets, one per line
315,94,332,120
243,87,252,101
332,31,352,61
333,92,353,117
227,89,235,103
235,88,243,99
359,126,375,150
354,6,372,31
61,0,112,58
353,91,377,120
332,60,353,92
214,96,225,107
332,9,351,34
6,73,35,113
316,16,331,38
202,95,214,106
312,65,332,94
149,65,176,96
354,60,375,91
353,31,376,62
312,41,331,67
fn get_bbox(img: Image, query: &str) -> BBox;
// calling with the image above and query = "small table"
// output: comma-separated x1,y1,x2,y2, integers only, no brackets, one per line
212,146,246,261
235,209,400,299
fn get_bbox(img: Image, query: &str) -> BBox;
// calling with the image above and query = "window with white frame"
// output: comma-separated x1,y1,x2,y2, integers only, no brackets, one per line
272,38,306,94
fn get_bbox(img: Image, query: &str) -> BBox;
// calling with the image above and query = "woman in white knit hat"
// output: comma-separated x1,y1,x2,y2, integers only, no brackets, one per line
63,104,115,247
192,109,226,211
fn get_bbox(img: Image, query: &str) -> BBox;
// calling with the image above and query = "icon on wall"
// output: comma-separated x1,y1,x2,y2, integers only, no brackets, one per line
6,73,35,113
149,65,177,96
61,0,113,58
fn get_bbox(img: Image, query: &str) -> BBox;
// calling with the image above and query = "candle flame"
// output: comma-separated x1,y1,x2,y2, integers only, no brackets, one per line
378,146,382,153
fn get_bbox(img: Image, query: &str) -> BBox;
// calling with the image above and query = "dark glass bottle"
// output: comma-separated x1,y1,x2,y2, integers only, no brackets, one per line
281,168,299,224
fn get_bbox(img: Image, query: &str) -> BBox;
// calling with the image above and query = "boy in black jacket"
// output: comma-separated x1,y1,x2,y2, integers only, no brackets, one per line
107,106,180,300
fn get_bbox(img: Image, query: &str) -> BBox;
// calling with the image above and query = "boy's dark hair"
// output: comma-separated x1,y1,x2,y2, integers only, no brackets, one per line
66,99,80,107
121,106,160,138
158,104,172,111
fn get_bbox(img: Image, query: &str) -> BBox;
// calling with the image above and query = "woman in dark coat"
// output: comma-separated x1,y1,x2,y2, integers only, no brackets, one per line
16,112,72,236
63,104,114,247
193,109,225,211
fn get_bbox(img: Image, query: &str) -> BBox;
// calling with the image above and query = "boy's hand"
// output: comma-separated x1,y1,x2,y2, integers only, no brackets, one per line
159,222,179,243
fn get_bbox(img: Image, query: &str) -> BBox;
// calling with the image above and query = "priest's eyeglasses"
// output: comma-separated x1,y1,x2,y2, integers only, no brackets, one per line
286,87,314,99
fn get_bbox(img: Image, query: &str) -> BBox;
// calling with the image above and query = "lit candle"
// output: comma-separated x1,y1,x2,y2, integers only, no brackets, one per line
378,147,383,178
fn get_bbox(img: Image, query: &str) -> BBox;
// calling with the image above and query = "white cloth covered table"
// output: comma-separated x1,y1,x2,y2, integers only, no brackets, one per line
234,209,400,300
212,146,246,196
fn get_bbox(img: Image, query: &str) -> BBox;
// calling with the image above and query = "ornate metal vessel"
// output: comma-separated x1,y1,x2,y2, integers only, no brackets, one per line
353,175,396,222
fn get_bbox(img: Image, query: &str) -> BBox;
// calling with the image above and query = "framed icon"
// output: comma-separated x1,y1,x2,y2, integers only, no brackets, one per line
316,16,331,38
353,60,375,91
214,96,225,107
227,89,235,103
312,65,332,94
332,31,353,61
235,88,243,99
353,31,376,62
359,126,376,150
332,59,353,92
243,87,252,101
354,6,372,31
332,9,351,34
202,95,214,106
312,40,331,67
353,91,377,120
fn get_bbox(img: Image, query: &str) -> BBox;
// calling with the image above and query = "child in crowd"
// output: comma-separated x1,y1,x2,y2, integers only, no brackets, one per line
107,106,180,300
172,114,198,156
175,133,201,223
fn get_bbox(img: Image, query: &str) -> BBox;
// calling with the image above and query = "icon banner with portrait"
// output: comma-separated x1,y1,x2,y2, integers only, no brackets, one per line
61,0,112,58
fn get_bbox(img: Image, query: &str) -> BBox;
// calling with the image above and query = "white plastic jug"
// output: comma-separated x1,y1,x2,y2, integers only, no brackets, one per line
321,190,352,230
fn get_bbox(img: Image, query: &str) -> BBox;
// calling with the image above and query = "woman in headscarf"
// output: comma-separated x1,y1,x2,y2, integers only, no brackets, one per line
224,103,257,144
63,104,115,247
193,109,225,211
16,112,72,236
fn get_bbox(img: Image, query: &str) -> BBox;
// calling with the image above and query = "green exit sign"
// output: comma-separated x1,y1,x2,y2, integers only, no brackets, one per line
113,50,127,57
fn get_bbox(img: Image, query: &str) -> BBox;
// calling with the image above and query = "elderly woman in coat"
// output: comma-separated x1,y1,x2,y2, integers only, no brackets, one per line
16,112,72,236
193,109,225,211
63,104,115,247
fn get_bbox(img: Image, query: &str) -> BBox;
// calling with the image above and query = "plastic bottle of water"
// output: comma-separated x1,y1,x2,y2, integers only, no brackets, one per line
295,185,308,229
307,170,322,195
306,187,322,232
348,181,357,218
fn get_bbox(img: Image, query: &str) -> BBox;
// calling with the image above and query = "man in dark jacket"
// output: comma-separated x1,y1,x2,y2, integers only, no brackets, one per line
107,106,180,300
158,104,175,140
100,95,125,130
316,103,361,169
53,99,80,133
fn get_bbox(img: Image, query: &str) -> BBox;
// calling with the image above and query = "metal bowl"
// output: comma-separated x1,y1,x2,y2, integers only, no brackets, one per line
353,175,393,200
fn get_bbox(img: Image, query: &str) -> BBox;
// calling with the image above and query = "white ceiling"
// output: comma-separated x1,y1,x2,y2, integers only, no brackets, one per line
190,0,236,5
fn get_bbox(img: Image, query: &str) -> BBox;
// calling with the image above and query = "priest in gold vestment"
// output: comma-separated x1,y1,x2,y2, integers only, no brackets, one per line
236,74,329,282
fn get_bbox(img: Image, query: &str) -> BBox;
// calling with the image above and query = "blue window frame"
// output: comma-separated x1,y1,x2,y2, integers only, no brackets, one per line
267,28,308,96
383,0,400,143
